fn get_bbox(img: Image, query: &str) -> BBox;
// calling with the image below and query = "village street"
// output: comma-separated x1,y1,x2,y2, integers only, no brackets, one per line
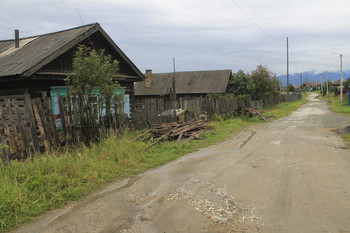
12,93,350,233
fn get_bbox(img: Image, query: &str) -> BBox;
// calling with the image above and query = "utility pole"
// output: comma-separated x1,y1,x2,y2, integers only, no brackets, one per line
315,75,318,91
287,37,289,94
305,76,307,90
326,70,329,96
340,54,343,102
320,74,323,95
300,73,302,91
172,57,177,108
332,52,343,102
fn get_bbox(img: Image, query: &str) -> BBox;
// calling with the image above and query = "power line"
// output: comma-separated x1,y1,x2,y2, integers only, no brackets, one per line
73,0,84,25
227,0,276,41
71,0,96,52
217,0,254,29
243,0,276,36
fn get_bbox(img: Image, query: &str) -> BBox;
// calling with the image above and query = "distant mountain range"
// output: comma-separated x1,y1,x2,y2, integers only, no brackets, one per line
278,71,350,86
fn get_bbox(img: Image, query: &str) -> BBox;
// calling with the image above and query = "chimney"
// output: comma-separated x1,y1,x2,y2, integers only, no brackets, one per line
145,69,152,88
15,29,19,48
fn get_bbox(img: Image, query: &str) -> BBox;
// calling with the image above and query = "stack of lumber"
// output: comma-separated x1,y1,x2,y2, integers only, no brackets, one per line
130,120,209,151
238,107,275,121
152,120,208,141
241,107,264,118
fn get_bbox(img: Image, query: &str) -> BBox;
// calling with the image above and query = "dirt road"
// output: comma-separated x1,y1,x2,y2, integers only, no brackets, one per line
13,94,350,233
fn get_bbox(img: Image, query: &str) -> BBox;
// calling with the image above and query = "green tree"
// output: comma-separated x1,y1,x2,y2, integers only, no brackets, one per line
229,70,255,96
65,45,122,138
287,83,295,92
250,65,280,99
67,45,120,98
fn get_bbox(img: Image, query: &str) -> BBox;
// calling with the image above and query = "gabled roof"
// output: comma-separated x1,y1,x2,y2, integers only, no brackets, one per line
135,69,232,96
332,79,343,85
0,23,144,80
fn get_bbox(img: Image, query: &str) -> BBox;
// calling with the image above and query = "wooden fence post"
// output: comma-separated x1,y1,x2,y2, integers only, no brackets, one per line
31,98,50,152
23,93,39,154
57,91,67,139
41,92,60,147
11,99,31,156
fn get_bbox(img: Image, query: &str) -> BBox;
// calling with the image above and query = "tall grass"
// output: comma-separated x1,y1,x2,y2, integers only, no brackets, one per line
0,97,307,233
263,95,308,118
320,93,350,146
341,134,350,148
321,93,350,114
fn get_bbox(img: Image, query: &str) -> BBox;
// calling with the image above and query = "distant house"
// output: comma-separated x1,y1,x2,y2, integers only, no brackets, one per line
332,79,348,96
332,79,343,86
303,81,316,91
134,69,232,112
0,23,145,115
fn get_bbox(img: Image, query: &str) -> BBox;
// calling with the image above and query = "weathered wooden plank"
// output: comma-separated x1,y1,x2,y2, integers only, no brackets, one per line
36,98,55,150
42,92,59,147
23,93,39,153
71,96,80,143
31,98,50,151
57,91,67,138
3,99,23,159
11,99,31,156
66,90,73,142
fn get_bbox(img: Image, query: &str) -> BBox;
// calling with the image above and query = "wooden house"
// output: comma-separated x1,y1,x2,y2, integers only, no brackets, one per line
0,23,145,115
134,69,232,114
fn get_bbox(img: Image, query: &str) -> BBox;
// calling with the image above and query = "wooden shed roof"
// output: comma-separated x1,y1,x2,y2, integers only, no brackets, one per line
134,69,232,96
0,23,144,80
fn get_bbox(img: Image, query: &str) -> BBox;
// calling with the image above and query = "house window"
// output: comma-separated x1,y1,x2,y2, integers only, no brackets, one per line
50,86,129,118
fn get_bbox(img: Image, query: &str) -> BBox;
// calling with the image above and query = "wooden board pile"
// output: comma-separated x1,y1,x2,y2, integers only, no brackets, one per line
131,120,209,151
241,107,276,121
241,107,265,119
152,120,208,141
224,107,276,121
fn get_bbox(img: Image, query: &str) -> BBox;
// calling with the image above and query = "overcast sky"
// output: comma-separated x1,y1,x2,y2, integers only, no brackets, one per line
1,0,350,76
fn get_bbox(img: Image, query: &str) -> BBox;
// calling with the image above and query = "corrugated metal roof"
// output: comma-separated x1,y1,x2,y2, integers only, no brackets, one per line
134,70,232,96
0,23,145,80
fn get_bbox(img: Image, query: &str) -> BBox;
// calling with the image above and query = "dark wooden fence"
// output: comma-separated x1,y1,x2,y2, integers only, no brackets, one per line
1,92,302,161
178,93,302,119
179,96,251,119
135,93,302,121
55,91,129,144
0,93,59,160
133,97,176,129
0,92,129,161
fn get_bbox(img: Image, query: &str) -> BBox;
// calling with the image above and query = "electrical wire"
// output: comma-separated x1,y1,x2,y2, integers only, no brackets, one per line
71,0,97,52
243,0,276,37
217,0,252,29
73,0,84,25
227,0,275,40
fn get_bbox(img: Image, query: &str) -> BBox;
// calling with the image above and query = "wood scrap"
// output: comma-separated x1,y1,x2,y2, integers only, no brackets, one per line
129,129,153,142
132,119,209,150
234,107,276,121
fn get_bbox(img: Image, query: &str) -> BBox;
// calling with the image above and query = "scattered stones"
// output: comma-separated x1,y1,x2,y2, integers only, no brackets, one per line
165,178,264,231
